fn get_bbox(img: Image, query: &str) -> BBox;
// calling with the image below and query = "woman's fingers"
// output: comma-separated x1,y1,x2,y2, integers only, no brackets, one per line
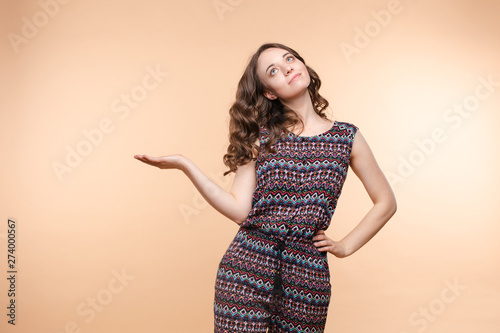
312,230,348,258
312,230,341,254
315,241,334,252
133,154,185,170
137,154,155,162
134,154,149,161
135,154,157,163
313,233,326,242
313,240,328,247
134,154,151,162
313,236,325,243
134,154,162,168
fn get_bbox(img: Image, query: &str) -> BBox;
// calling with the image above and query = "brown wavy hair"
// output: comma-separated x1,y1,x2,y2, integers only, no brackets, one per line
222,43,330,176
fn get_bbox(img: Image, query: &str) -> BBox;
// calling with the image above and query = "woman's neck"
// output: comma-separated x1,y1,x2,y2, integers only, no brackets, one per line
281,91,321,127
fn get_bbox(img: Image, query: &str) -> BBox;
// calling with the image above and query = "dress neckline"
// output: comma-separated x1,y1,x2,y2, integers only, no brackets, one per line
288,120,337,139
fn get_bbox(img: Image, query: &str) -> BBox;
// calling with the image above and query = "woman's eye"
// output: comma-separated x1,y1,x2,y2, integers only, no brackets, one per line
270,68,277,75
287,56,294,62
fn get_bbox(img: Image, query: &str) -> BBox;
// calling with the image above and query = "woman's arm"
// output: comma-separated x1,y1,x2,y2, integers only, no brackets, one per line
313,130,397,257
134,139,259,225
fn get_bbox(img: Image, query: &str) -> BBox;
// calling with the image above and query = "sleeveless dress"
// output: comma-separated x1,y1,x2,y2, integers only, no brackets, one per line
214,120,358,333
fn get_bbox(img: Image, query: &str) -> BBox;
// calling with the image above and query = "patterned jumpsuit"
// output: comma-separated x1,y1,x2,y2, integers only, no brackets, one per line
214,120,358,332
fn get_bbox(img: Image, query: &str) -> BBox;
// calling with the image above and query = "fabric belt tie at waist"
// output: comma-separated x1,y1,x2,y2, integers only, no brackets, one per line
273,240,286,297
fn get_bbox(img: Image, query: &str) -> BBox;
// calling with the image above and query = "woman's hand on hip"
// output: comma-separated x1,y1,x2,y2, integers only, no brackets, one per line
313,230,349,258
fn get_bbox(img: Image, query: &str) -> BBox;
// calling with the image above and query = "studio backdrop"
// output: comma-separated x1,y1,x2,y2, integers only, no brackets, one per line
1,0,499,332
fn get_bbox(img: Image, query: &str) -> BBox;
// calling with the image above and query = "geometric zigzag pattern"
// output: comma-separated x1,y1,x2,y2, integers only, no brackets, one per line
214,121,358,332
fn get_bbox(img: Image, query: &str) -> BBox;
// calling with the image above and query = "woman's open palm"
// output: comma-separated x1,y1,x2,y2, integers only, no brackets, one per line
133,154,185,170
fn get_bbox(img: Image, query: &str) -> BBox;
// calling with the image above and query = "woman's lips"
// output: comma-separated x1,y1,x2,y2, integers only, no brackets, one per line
289,73,301,84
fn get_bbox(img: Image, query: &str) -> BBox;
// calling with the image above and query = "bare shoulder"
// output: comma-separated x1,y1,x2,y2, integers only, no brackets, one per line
350,129,364,157
350,129,372,161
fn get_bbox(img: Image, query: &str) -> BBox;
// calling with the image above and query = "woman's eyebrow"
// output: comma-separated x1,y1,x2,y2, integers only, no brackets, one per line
265,52,291,73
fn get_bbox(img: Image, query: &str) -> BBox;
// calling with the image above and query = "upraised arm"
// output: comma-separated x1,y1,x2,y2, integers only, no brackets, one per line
133,139,259,225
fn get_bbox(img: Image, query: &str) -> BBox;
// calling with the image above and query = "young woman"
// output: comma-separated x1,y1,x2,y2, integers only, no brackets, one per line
134,43,397,333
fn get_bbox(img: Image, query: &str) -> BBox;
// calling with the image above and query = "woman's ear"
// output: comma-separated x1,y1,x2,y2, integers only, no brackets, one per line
264,90,278,100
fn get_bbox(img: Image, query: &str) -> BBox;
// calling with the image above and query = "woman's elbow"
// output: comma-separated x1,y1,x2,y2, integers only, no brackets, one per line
375,192,397,219
386,195,397,218
231,217,245,225
230,208,252,225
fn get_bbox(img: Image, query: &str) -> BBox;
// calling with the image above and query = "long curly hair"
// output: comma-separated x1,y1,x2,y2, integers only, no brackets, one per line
222,43,330,176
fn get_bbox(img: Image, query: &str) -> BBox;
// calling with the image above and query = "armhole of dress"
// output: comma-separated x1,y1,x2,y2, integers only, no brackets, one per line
347,124,359,163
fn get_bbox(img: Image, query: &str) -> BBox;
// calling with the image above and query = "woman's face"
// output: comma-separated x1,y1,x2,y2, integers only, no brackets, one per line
256,47,311,102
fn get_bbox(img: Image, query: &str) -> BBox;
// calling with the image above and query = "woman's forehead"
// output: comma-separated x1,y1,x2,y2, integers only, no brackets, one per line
259,48,289,61
257,48,290,71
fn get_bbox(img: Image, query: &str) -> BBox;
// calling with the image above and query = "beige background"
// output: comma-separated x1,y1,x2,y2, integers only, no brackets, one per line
1,0,499,332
